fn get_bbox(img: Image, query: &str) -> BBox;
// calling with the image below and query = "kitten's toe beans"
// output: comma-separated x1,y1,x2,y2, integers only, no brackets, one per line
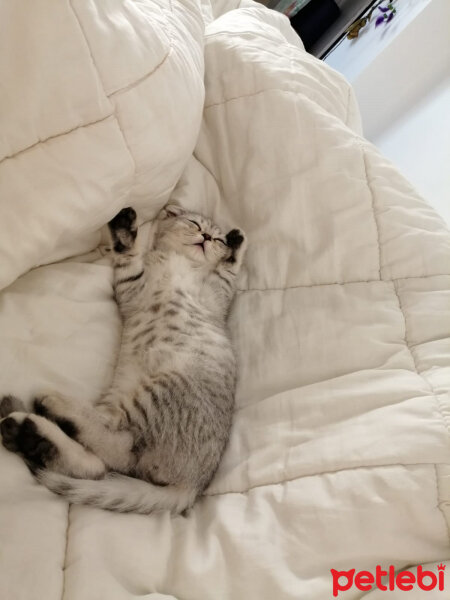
1,416,21,450
2,417,58,468
19,419,43,453
19,419,57,466
226,229,245,250
0,395,25,418
33,396,49,417
108,207,137,231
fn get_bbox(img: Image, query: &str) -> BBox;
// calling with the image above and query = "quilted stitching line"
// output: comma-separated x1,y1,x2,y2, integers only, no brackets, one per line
68,0,106,92
205,31,349,117
205,462,450,497
61,505,71,600
1,6,175,166
361,147,382,280
107,0,174,100
392,280,450,437
236,273,450,293
394,285,420,375
345,85,351,127
109,0,176,98
392,280,443,394
392,279,449,413
237,279,380,292
204,85,346,120
70,0,173,99
66,0,139,205
67,0,175,186
204,86,295,109
193,150,224,194
107,46,174,99
393,279,450,546
434,464,450,546
113,113,137,189
0,115,113,165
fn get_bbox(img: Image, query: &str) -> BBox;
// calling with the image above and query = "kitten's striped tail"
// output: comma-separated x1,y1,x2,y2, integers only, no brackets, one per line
36,470,197,514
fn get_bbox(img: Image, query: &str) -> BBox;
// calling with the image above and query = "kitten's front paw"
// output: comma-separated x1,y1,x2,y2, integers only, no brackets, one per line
225,229,246,265
226,229,245,250
108,207,137,231
107,207,138,254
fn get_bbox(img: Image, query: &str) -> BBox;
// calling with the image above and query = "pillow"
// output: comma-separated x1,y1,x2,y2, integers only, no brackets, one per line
0,0,205,291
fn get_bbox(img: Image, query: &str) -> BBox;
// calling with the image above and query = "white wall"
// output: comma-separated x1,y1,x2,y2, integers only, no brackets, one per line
325,0,432,86
375,77,450,224
325,0,450,224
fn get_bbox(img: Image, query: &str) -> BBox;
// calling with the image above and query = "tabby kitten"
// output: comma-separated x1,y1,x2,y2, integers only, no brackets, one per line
0,202,246,514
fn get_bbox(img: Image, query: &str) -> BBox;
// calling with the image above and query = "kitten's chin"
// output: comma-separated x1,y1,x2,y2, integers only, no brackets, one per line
183,244,208,264
188,244,221,267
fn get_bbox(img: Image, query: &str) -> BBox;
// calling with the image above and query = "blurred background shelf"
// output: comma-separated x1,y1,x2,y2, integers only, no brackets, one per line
259,0,373,57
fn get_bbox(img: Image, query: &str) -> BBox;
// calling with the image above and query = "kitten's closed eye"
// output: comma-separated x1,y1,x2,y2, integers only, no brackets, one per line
186,219,201,231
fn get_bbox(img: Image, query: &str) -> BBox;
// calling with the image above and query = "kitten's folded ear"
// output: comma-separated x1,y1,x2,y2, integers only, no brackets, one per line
160,200,185,219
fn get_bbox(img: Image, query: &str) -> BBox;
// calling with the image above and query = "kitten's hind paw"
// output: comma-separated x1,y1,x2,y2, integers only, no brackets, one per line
0,395,25,418
0,415,21,452
33,396,79,439
0,413,57,469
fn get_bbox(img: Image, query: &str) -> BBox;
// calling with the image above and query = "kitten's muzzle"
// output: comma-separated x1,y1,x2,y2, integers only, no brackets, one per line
192,233,212,252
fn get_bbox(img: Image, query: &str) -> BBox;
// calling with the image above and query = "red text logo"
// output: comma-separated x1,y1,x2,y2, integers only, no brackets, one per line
331,564,445,597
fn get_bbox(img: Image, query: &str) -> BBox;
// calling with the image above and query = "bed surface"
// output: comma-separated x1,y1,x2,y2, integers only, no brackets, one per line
1,1,449,598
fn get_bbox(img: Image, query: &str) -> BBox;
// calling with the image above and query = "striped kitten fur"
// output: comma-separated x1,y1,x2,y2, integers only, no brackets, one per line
0,202,246,514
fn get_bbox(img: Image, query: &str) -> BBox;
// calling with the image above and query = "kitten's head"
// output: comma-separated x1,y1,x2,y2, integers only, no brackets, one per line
154,201,231,266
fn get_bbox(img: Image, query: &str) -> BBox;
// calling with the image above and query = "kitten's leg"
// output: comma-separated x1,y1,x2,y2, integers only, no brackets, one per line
108,207,148,312
0,398,105,478
32,394,135,472
211,229,247,315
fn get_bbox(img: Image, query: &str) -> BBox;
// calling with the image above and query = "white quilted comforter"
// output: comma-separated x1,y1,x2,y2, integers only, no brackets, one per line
1,1,450,599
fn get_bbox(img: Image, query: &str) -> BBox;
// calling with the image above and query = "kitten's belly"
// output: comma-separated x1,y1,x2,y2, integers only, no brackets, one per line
144,332,234,375
118,321,234,380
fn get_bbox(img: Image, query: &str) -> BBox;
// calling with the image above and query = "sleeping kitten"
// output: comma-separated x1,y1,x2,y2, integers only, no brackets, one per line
0,202,246,514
